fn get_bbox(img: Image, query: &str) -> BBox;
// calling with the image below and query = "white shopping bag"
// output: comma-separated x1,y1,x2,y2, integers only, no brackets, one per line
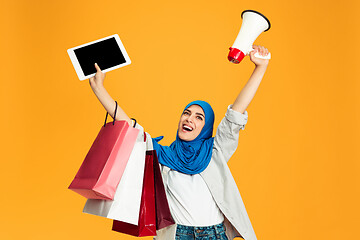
83,125,146,225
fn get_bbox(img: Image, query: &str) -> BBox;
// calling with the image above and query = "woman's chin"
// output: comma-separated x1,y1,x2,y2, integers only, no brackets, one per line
178,133,194,142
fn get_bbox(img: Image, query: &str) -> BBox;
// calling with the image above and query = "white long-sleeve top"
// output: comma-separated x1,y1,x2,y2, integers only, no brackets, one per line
145,105,257,240
166,169,224,226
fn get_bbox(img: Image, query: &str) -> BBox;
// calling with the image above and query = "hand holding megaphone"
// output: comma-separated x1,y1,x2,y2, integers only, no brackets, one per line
250,46,271,60
228,10,271,64
249,45,270,67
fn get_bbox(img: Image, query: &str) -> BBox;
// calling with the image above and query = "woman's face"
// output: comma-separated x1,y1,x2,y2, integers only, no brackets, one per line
178,104,205,141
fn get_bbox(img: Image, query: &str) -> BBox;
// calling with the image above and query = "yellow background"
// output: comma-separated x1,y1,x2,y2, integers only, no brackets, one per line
1,0,359,239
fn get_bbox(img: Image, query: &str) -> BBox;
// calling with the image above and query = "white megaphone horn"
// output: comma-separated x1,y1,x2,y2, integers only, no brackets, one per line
228,10,271,64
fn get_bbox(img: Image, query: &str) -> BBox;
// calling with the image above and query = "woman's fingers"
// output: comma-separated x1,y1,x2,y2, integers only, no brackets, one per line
252,45,259,54
89,63,101,84
92,62,106,84
95,63,105,76
259,46,265,56
252,45,269,56
94,63,100,71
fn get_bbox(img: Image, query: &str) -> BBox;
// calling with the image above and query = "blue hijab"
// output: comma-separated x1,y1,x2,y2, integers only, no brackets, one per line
152,100,215,174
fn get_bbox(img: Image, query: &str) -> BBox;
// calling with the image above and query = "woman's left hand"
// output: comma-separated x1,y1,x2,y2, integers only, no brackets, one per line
249,45,270,67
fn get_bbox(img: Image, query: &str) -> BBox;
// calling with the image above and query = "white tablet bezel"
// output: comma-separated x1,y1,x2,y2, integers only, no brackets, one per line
67,34,131,81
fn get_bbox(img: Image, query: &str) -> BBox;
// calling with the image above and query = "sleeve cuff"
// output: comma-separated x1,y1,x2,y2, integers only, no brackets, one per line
225,104,248,129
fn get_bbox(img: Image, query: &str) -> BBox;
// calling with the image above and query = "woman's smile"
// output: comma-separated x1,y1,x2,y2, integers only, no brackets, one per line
182,124,193,132
178,105,205,141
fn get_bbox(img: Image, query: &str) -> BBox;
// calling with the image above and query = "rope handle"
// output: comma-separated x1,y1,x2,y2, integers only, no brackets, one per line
131,118,137,128
103,101,137,128
104,101,118,127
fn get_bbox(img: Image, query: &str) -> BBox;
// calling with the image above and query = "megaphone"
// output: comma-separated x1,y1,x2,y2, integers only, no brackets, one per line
228,10,271,64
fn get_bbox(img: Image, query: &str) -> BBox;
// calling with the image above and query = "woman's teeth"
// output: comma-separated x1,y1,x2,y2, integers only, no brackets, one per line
183,125,193,131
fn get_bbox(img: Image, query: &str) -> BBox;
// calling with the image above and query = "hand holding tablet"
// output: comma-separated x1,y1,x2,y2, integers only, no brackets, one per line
88,63,106,90
67,34,131,81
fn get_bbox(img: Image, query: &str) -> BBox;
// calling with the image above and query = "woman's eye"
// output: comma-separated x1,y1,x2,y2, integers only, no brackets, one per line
197,116,203,121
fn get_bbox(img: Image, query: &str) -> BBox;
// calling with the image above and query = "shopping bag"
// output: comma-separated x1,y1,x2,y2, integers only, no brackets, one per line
68,102,139,200
153,151,175,230
83,127,146,224
112,150,156,237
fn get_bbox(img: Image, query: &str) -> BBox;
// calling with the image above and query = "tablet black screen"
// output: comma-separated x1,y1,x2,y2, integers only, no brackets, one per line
74,37,127,76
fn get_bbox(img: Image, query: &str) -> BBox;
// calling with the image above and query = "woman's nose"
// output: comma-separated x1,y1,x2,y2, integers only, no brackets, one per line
189,115,196,123
185,115,194,123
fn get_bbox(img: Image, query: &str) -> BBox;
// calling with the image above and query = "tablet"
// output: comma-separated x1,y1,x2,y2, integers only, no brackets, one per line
67,34,131,81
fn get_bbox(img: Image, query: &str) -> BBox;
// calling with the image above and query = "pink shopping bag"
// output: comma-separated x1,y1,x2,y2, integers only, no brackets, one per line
68,102,139,200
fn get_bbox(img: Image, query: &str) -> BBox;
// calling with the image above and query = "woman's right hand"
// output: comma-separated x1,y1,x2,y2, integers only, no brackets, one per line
89,63,106,91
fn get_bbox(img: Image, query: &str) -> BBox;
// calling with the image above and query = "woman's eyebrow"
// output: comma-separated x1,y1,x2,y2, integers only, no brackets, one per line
184,109,204,118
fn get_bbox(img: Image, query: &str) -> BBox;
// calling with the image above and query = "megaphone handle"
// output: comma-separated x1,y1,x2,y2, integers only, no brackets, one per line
253,50,271,60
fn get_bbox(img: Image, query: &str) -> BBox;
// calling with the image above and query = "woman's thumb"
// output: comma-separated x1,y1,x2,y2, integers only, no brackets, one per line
249,50,254,58
95,63,102,72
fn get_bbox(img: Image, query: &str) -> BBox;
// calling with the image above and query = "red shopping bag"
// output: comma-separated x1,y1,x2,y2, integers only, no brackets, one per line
112,150,156,237
153,151,175,230
68,102,139,200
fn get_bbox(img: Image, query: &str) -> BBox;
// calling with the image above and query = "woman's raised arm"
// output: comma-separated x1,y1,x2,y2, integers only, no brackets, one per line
89,63,132,126
231,45,270,114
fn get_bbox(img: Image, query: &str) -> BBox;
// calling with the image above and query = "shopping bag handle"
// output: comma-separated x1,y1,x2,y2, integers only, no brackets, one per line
103,101,137,128
131,118,137,128
104,101,119,127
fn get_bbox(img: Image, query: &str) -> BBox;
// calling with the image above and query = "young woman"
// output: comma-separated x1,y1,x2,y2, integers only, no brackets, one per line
89,45,270,240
